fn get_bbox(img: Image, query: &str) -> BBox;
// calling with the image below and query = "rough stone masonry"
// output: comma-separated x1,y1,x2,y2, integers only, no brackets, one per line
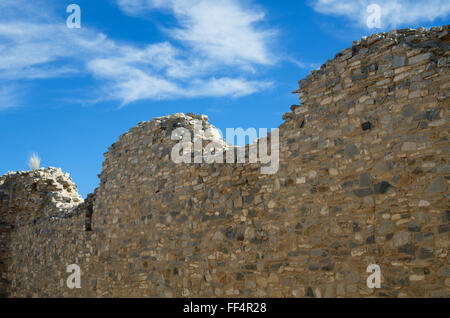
0,25,449,298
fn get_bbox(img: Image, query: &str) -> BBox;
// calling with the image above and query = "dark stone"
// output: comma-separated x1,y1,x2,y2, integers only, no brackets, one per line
374,181,391,194
361,121,373,131
225,227,235,240
408,222,421,232
352,222,362,232
354,188,373,197
332,206,342,213
334,138,344,146
329,241,341,249
397,276,410,286
418,247,434,259
306,287,315,298
341,181,354,188
161,148,170,157
321,263,334,271
349,240,360,249
236,272,244,281
299,119,305,129
359,173,372,187
386,233,394,241
439,268,450,277
398,243,415,255
250,238,262,244
414,233,424,242
425,108,440,121
392,55,406,68
403,105,415,117
244,195,254,204
418,121,428,129
412,166,423,175
438,223,450,234
345,144,360,157
443,210,450,223
295,223,303,230
391,175,401,183
365,235,375,244
414,112,427,121
426,177,447,193
352,73,368,81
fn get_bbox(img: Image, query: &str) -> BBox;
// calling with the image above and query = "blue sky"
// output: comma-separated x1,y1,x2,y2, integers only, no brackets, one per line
1,0,449,197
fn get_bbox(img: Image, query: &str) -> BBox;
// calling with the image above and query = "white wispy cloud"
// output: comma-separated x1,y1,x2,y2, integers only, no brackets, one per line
286,57,320,70
310,0,450,29
117,0,276,65
0,84,21,110
0,0,276,108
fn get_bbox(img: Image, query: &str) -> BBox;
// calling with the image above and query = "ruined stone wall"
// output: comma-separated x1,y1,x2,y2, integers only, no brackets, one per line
0,168,86,297
1,26,449,297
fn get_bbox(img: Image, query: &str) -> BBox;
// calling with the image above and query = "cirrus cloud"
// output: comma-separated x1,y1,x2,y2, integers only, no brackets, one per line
310,0,450,29
0,0,277,108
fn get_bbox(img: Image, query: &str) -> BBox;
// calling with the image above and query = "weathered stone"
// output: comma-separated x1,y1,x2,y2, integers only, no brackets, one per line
365,235,375,244
438,224,450,234
346,271,360,284
408,222,421,232
418,247,434,259
359,173,372,187
374,181,392,194
361,121,373,131
329,241,341,249
392,55,406,68
354,188,373,197
394,232,411,247
398,243,415,255
426,177,447,193
345,144,360,157
426,108,440,121
409,52,435,65
418,200,430,207
403,105,415,117
401,142,417,152
377,220,395,235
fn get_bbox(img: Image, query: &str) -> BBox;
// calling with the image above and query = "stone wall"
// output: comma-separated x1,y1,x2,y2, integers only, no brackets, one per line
0,26,449,297
0,168,84,297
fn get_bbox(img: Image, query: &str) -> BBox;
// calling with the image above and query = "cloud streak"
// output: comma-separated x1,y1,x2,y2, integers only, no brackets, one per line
117,0,275,63
0,84,21,110
0,0,276,108
310,0,450,29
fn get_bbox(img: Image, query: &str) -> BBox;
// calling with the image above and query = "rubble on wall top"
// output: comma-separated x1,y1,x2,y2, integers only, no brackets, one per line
0,167,84,219
304,25,449,79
